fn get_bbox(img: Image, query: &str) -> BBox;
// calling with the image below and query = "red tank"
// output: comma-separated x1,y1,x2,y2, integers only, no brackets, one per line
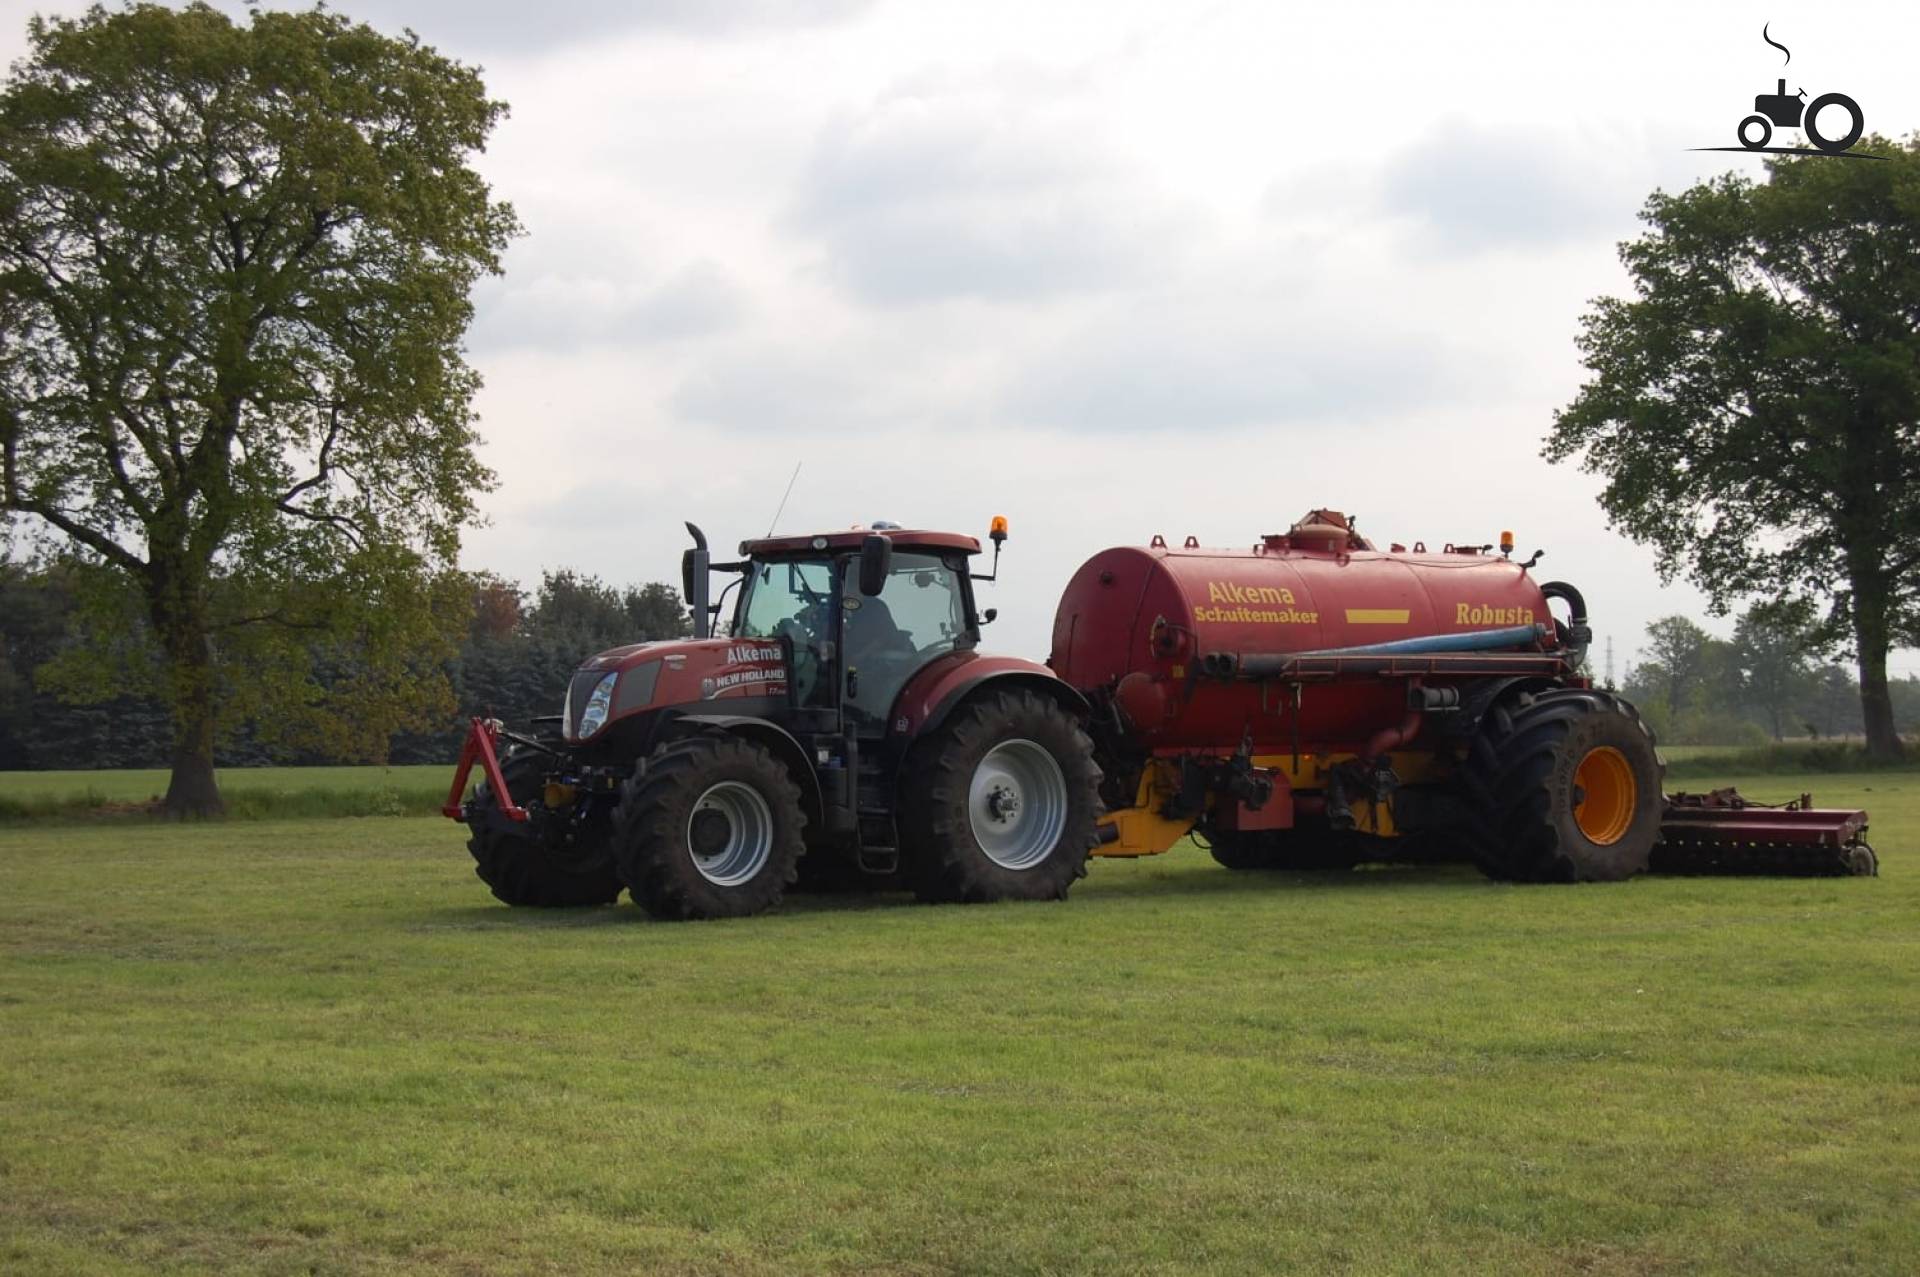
1049,514,1558,754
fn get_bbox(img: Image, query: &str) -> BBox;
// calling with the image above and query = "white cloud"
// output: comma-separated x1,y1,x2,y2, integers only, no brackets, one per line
788,68,1198,305
470,260,746,353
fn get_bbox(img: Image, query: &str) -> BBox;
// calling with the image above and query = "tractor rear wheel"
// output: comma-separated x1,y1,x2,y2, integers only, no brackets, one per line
1464,688,1664,883
466,751,624,907
901,689,1102,904
612,735,807,920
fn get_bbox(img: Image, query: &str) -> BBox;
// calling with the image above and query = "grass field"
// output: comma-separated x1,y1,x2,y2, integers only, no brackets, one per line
0,765,450,821
1,770,1914,1274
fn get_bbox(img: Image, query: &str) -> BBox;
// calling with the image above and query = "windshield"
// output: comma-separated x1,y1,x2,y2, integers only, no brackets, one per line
736,559,833,639
735,557,835,707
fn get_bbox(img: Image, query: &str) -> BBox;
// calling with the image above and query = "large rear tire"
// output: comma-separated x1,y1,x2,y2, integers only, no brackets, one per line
901,689,1102,904
612,735,807,920
1464,688,1664,883
466,751,623,907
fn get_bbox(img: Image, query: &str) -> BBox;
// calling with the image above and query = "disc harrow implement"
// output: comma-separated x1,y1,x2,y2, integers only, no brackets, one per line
1654,788,1877,877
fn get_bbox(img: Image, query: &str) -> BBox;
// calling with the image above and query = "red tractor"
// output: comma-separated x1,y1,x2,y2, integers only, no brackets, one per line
445,519,1103,919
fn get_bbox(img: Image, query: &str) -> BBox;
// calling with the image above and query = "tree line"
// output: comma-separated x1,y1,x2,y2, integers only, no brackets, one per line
0,561,688,771
1618,603,1918,747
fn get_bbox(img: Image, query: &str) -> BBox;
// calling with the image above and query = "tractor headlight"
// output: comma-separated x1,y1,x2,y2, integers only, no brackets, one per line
577,671,617,738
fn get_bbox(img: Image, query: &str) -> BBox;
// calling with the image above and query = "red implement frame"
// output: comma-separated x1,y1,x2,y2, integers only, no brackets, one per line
1654,787,1875,876
1662,788,1866,847
442,717,527,821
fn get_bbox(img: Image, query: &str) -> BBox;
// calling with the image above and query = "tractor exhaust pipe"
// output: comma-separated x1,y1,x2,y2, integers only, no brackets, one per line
682,522,711,639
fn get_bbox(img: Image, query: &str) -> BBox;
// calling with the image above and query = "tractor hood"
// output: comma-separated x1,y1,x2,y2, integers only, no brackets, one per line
562,637,789,742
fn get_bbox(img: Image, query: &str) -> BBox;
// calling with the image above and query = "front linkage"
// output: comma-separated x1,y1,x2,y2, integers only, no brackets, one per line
443,717,556,822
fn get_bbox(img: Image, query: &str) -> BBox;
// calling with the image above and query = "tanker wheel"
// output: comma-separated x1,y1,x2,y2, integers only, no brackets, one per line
611,735,807,920
466,750,623,907
901,689,1102,904
1464,688,1664,883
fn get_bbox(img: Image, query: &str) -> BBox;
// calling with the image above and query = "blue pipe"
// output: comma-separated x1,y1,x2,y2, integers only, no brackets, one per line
1295,623,1548,659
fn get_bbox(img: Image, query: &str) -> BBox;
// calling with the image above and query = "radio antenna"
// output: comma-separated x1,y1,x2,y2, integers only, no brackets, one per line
766,462,801,535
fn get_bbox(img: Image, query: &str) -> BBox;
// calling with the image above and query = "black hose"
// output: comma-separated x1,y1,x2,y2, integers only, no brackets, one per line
1540,581,1591,656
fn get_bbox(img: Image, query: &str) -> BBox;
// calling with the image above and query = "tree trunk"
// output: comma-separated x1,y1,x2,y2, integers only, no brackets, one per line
1855,646,1904,760
152,562,225,816
164,707,222,817
1848,565,1906,761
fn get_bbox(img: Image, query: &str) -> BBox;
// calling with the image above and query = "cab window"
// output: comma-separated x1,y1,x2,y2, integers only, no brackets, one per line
841,551,968,728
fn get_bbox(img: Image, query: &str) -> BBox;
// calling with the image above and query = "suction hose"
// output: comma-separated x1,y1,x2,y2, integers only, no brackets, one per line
1540,581,1591,660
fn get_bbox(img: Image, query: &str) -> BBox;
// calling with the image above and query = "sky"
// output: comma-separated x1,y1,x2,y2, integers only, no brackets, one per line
3,0,1917,678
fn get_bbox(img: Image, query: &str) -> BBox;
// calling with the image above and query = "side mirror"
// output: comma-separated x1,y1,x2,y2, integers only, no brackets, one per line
981,608,998,625
858,534,891,597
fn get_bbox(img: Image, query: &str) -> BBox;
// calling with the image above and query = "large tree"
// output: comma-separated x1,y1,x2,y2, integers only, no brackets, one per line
1550,138,1920,759
0,4,518,811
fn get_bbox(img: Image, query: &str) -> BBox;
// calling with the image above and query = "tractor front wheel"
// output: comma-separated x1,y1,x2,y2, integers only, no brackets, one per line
901,689,1102,904
466,751,623,907
1464,688,1664,883
612,735,807,920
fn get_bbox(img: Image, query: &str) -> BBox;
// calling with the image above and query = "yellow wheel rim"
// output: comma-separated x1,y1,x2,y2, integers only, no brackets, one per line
1573,746,1636,845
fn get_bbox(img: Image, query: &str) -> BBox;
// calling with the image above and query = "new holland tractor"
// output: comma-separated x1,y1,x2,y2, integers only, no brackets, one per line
446,519,1105,918
445,510,1875,919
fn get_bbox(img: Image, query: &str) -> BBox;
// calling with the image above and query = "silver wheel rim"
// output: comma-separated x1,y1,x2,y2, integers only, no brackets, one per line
968,738,1068,871
687,781,774,886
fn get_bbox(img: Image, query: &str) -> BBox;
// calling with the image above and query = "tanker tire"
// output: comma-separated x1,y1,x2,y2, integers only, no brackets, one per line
902,689,1102,904
466,751,624,907
611,735,807,920
1208,824,1357,871
1208,829,1286,870
1465,688,1664,883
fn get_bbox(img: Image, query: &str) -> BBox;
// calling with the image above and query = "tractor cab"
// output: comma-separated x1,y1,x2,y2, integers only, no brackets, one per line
723,525,986,736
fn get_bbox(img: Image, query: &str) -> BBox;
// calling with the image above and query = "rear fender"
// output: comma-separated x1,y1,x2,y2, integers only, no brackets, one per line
1452,675,1571,739
670,713,824,830
893,652,1090,740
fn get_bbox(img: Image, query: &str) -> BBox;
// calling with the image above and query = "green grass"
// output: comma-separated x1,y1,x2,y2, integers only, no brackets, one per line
0,764,451,822
1,772,1914,1274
